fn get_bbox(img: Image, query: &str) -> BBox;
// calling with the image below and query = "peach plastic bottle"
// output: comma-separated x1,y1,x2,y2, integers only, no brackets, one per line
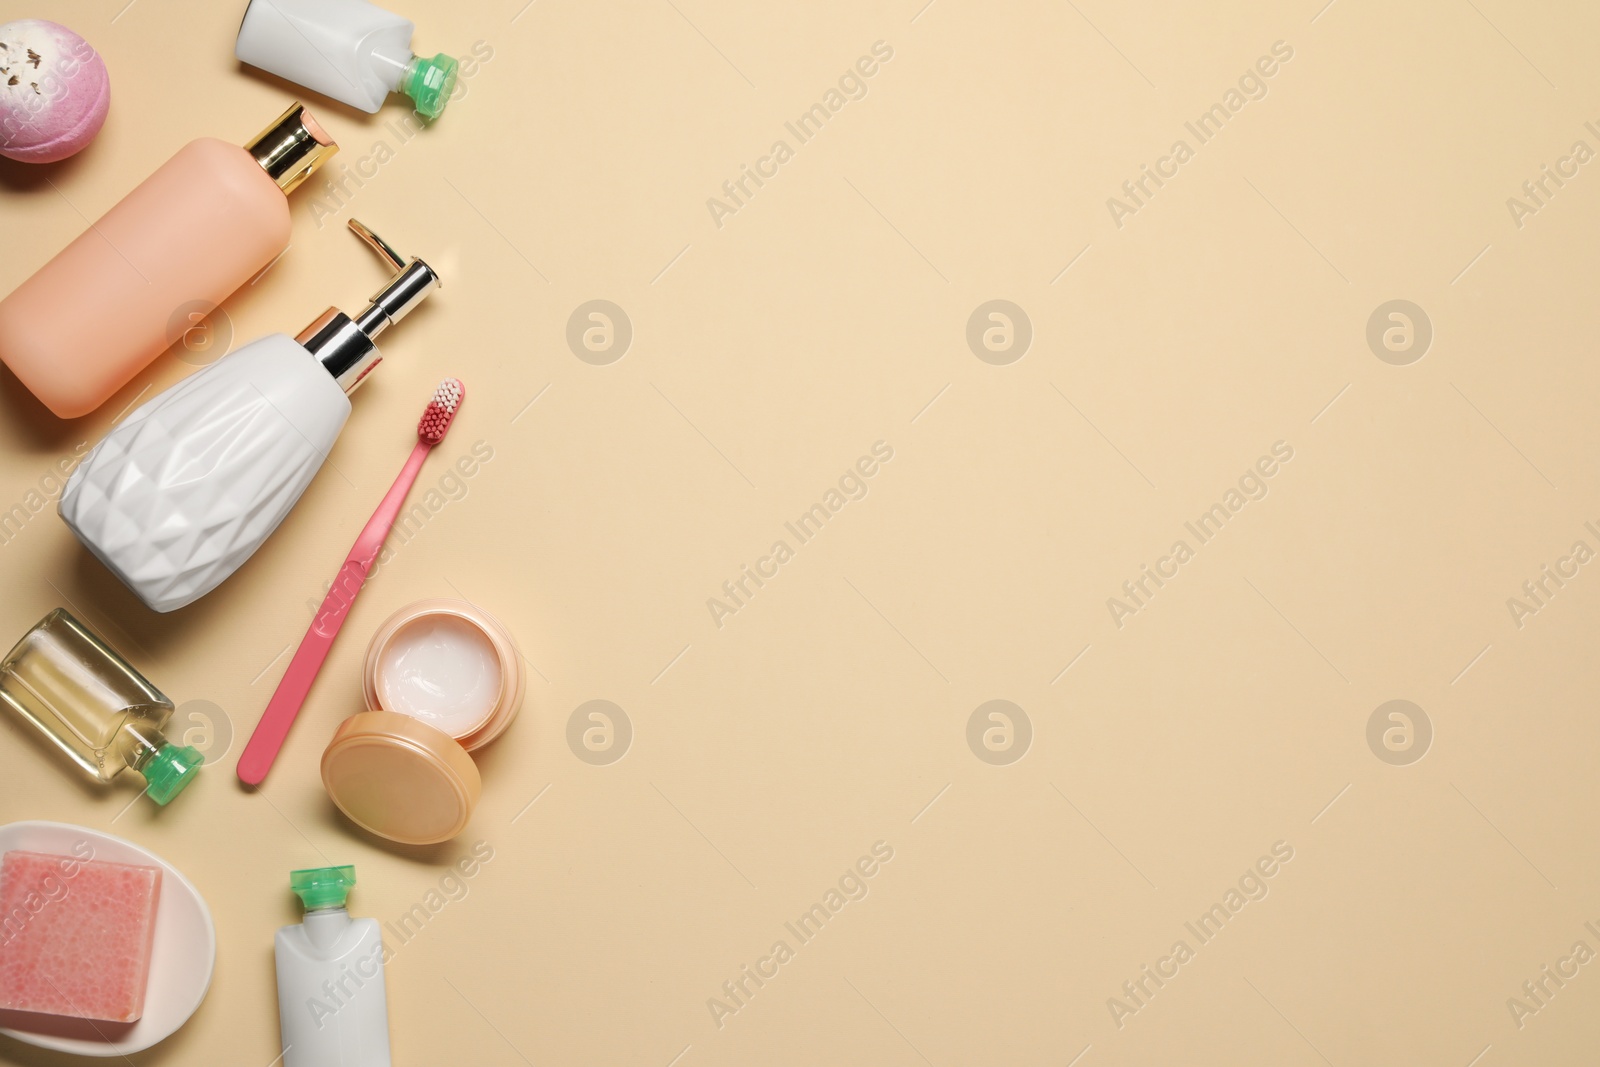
0,104,336,419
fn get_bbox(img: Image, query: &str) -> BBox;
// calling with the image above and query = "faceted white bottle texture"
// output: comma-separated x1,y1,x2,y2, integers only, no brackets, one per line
58,334,350,613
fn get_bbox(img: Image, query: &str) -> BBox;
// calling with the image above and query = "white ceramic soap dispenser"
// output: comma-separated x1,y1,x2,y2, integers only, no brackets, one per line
59,220,440,613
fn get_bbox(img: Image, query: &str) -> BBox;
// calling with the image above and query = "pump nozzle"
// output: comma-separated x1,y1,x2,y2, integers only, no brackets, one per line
296,220,442,393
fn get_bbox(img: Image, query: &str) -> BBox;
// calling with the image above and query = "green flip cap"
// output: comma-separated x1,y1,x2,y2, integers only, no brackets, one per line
143,742,203,806
291,865,357,911
404,53,459,121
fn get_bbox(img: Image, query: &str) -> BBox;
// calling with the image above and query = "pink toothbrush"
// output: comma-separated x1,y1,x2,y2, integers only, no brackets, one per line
238,378,465,786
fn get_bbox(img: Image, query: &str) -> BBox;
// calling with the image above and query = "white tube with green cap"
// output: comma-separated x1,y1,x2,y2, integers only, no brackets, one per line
275,866,392,1067
235,0,458,120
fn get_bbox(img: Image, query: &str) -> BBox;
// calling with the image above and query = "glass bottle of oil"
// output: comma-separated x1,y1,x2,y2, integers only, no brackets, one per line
0,608,202,804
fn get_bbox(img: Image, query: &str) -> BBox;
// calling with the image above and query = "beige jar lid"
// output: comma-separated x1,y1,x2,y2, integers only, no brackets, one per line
321,711,481,845
325,598,523,846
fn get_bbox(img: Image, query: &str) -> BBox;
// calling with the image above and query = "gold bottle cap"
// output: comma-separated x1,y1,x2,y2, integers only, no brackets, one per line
245,103,338,195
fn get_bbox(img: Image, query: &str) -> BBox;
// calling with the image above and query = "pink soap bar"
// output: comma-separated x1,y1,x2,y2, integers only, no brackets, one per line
0,851,161,1023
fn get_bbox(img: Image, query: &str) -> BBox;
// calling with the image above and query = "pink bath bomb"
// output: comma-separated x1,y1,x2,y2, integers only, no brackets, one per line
0,20,110,164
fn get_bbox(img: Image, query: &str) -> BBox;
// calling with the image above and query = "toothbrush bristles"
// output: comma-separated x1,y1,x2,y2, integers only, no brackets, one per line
418,378,464,445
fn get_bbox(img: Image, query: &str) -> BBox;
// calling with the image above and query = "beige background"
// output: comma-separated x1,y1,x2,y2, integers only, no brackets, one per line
3,0,1599,1063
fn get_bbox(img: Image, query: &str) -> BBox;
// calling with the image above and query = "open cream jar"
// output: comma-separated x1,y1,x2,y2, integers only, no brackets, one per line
321,599,524,845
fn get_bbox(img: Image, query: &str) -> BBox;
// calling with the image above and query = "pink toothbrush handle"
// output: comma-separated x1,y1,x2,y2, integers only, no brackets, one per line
237,442,432,786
